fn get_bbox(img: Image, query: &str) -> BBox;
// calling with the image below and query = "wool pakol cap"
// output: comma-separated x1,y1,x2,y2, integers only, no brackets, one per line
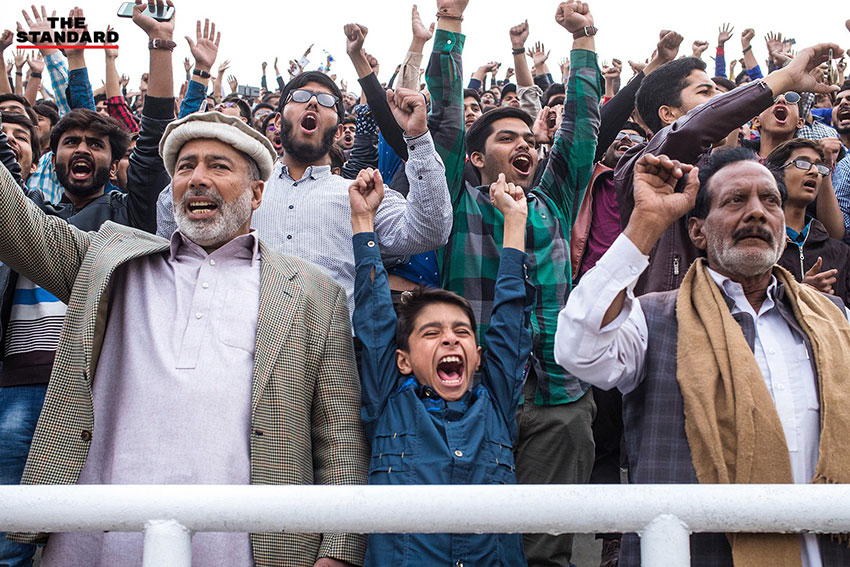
160,111,277,181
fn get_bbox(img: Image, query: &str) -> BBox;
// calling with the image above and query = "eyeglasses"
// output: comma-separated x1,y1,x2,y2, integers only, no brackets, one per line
215,102,239,111
782,158,830,176
774,91,801,104
287,89,339,109
615,132,646,143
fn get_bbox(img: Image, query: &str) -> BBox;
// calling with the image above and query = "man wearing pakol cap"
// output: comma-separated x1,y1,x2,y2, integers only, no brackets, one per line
1,111,368,567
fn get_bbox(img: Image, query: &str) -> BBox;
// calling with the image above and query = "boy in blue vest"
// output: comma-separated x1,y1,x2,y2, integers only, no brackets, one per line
349,167,533,566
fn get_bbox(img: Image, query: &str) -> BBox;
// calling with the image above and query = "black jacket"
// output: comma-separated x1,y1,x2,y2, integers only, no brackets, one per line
0,95,174,385
778,218,850,307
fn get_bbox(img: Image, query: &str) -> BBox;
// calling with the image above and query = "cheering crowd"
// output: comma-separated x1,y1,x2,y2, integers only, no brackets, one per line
1,0,849,566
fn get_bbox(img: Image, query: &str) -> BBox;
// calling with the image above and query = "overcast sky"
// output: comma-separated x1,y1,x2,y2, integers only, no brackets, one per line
3,0,848,97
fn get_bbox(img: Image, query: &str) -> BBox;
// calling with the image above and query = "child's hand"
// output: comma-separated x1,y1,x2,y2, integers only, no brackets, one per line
489,173,527,219
349,167,385,233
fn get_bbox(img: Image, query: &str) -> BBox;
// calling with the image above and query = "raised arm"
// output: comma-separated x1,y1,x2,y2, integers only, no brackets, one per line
424,0,467,203
555,154,698,391
372,86,452,254
64,8,95,111
24,53,43,105
536,0,603,227
17,5,71,114
179,17,220,118
340,104,379,180
509,20,533,87
122,0,176,234
345,22,407,159
349,168,399,427
741,28,764,80
398,5,434,91
482,174,534,426
0,31,13,95
105,41,139,133
0,162,92,304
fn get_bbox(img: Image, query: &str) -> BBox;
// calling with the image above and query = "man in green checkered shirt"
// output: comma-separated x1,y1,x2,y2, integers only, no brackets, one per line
426,1,603,564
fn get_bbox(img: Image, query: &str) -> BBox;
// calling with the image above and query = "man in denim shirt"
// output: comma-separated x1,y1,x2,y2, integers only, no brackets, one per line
349,169,533,567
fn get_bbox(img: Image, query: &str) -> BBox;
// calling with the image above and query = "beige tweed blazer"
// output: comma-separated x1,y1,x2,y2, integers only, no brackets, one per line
0,164,368,566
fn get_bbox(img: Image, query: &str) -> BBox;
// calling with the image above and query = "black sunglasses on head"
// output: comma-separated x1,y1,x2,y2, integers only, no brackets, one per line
287,89,339,109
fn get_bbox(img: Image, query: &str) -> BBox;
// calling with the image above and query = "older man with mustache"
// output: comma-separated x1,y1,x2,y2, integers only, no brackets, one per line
0,110,367,567
556,147,850,567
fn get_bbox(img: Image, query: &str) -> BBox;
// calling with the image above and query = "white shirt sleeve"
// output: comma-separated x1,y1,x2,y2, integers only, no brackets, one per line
554,233,651,394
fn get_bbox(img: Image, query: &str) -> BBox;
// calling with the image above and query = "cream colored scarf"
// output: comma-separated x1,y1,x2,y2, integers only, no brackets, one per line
676,259,850,566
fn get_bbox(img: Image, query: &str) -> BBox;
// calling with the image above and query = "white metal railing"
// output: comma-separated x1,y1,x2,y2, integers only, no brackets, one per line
2,484,850,567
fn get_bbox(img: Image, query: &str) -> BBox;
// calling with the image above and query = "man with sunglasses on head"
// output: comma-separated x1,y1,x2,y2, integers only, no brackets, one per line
157,70,451,317
615,43,845,295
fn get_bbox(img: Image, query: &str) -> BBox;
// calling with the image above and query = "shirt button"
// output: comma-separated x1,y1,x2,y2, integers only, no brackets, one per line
630,266,638,275
80,430,92,442
418,175,423,180
456,561,463,567
454,449,463,458
287,235,292,240
409,145,415,150
209,259,216,266
195,312,203,319
202,282,209,289
776,384,784,391
367,240,376,247
288,204,294,209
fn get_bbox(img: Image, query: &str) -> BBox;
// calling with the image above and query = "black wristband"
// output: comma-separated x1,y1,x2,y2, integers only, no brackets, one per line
30,72,42,78
511,47,525,56
192,68,211,79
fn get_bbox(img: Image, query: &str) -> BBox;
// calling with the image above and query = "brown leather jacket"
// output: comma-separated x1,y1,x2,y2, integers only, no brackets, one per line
613,80,775,295
570,162,614,279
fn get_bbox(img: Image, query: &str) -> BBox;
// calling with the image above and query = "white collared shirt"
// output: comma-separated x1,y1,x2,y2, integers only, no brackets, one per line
555,233,834,567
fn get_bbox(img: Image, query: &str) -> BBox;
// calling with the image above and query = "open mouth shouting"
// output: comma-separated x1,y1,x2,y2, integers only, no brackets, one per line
836,106,850,127
184,195,221,221
300,112,318,135
69,156,94,183
511,153,533,177
802,177,819,193
772,105,789,125
436,354,465,387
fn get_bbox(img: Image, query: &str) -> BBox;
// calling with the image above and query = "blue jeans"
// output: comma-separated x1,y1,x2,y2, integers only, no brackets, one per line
0,384,47,567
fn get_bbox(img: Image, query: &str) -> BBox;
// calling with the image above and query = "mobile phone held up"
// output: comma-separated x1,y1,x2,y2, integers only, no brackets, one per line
117,2,175,21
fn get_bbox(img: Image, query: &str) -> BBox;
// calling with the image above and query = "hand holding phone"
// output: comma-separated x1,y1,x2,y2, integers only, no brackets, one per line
117,1,174,22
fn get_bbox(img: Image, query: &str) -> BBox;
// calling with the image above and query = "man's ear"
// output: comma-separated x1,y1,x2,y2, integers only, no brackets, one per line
469,150,486,169
688,216,708,251
251,180,264,211
658,105,681,128
796,116,805,129
396,349,413,375
109,160,119,179
29,161,38,176
335,123,344,139
474,346,483,372
751,116,761,131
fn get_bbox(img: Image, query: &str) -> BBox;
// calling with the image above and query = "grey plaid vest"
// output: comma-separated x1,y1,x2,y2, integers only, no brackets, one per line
619,286,849,567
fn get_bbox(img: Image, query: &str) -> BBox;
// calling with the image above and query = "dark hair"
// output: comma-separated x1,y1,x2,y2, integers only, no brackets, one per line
2,112,40,160
621,120,647,140
690,147,786,219
251,102,275,117
839,80,850,93
261,92,280,104
278,71,344,123
33,102,59,127
712,76,737,93
543,83,566,108
466,106,534,156
93,93,107,106
636,57,707,134
463,88,481,105
396,287,477,352
221,95,252,122
500,82,517,100
49,108,130,162
763,138,825,173
261,111,277,134
0,93,38,126
342,114,357,126
327,144,345,172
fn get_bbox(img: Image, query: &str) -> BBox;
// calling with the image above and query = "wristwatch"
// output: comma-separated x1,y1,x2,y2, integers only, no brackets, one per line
148,38,177,51
192,68,211,79
572,26,598,39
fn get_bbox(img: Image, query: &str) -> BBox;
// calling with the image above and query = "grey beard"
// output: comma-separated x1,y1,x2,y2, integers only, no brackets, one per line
173,188,253,248
706,230,786,279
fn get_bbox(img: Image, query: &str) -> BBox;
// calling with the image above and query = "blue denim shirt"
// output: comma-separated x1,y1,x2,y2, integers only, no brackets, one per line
353,231,533,567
